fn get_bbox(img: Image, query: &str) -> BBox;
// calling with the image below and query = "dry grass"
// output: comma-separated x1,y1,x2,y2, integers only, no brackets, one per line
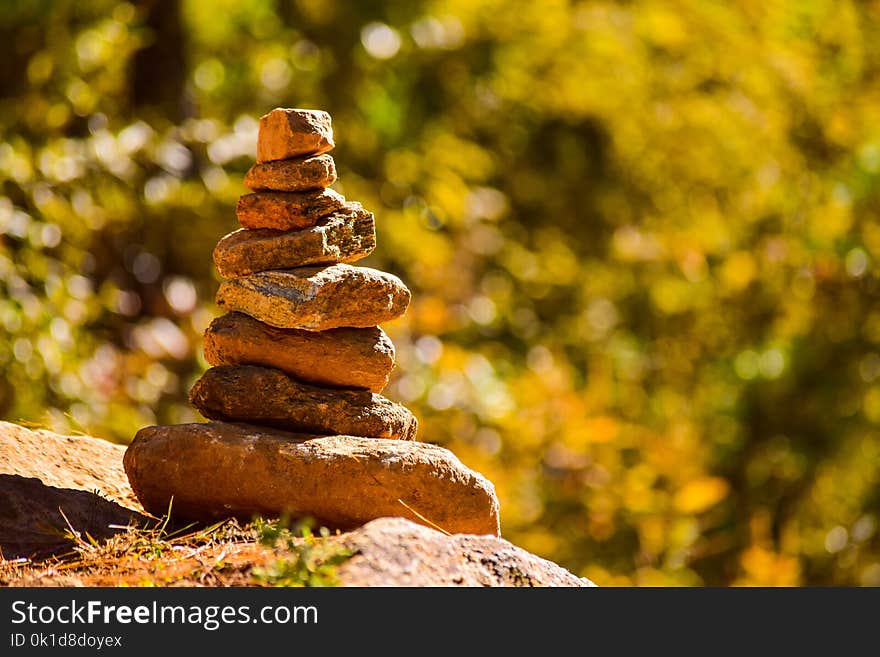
0,515,350,587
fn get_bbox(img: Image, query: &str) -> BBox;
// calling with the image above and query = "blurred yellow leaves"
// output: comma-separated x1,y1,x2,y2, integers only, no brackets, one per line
862,387,880,424
674,477,730,514
737,546,801,586
581,416,619,444
720,252,757,293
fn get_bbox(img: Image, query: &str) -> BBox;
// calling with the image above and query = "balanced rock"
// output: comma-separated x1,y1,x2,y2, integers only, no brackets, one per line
204,312,395,392
214,204,376,278
236,189,346,231
257,108,334,163
215,263,411,330
190,365,418,440
123,422,500,536
244,153,336,192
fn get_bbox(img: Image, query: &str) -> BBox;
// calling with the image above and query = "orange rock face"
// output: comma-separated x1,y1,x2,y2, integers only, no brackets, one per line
203,313,395,393
213,204,375,278
256,108,334,162
190,365,418,440
244,153,336,192
215,264,411,331
236,189,346,230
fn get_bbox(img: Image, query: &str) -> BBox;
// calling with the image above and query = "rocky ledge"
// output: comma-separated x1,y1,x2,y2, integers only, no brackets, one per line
0,421,592,587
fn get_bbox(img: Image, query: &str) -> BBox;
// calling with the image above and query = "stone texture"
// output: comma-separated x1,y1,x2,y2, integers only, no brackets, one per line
190,365,418,440
0,422,148,559
257,108,334,163
203,312,395,393
334,518,593,587
123,422,499,536
236,189,347,231
244,154,336,192
215,263,411,330
213,204,375,278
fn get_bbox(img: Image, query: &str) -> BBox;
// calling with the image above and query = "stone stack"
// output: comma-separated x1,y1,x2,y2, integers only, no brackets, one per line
124,109,500,536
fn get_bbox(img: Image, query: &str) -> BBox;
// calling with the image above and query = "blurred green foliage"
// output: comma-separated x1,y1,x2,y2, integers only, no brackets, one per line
2,0,879,585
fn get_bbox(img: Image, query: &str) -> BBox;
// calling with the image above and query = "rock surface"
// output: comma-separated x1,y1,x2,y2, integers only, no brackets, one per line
257,108,334,163
0,421,148,559
244,154,336,192
1,421,591,586
335,517,593,587
190,366,418,440
236,189,346,231
214,204,375,277
203,312,395,392
124,422,499,536
215,264,411,330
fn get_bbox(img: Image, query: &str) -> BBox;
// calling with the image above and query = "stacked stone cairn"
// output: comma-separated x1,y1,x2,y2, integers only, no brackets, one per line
124,109,500,536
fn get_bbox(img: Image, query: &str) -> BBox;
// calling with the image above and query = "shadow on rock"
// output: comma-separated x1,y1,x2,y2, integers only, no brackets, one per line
0,474,150,560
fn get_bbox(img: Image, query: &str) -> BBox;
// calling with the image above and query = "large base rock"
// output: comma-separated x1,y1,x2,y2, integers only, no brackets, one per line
124,422,500,536
190,365,418,439
203,313,395,393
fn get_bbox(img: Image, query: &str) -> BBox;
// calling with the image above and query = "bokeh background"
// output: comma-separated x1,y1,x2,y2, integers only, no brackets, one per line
2,0,880,585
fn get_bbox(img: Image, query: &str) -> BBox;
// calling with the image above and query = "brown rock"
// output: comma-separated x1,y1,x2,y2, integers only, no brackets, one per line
236,189,347,231
203,312,395,393
213,204,376,278
0,421,148,559
215,263,411,330
334,518,593,586
123,422,500,536
190,365,418,440
257,108,334,163
244,154,336,192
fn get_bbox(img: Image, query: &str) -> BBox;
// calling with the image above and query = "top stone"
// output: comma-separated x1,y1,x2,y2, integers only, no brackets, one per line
257,109,334,163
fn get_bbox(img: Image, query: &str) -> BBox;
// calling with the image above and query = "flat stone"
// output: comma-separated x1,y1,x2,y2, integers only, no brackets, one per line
203,312,395,393
213,204,375,278
123,422,500,536
236,189,347,231
215,263,411,330
257,108,334,163
244,154,336,192
190,365,418,440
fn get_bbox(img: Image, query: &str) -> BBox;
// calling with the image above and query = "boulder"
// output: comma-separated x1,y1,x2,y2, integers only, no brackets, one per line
215,263,411,331
257,108,334,162
335,517,593,586
236,189,346,231
213,204,375,277
203,312,395,393
244,154,336,192
190,365,418,440
124,422,500,536
0,421,148,559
